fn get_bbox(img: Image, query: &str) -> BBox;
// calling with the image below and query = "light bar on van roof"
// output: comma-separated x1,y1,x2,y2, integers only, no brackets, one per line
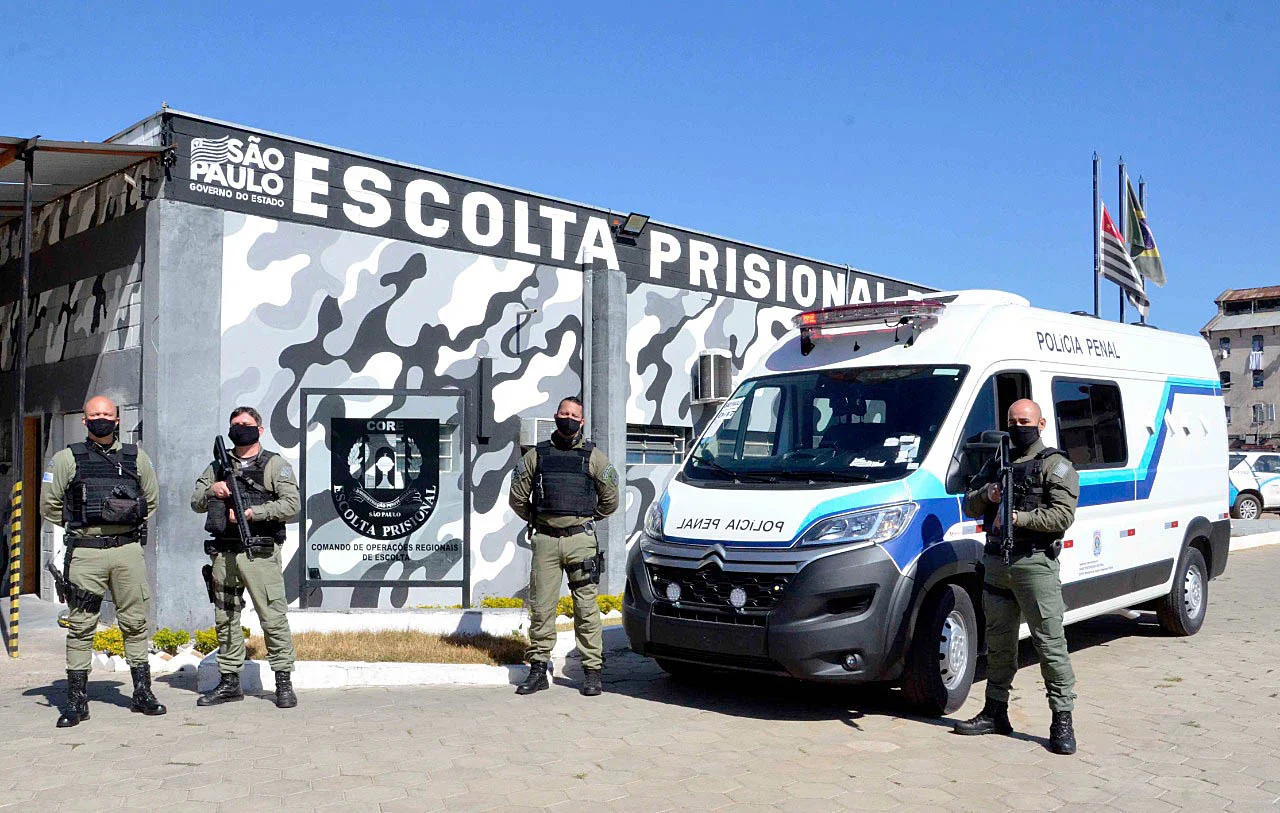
794,300,946,355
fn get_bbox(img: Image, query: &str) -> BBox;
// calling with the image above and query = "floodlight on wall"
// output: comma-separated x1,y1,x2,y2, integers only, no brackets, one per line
614,212,650,237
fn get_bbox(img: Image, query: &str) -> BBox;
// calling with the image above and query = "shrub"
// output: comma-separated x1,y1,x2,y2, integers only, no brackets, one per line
152,627,189,655
480,596,524,609
93,626,124,657
193,627,218,654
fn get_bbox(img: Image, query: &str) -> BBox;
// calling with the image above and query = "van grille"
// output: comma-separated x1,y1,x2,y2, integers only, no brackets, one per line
648,564,790,612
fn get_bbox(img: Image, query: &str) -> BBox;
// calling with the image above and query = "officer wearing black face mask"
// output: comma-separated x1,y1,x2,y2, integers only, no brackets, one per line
40,395,162,727
508,396,619,696
190,406,300,709
955,398,1080,755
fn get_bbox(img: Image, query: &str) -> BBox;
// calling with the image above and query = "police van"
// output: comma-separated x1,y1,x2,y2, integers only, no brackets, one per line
623,290,1230,715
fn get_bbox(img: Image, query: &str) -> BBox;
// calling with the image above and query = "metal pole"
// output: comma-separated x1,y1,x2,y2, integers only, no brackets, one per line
1118,157,1126,323
1092,153,1100,318
1137,176,1147,324
7,485,20,657
10,147,33,654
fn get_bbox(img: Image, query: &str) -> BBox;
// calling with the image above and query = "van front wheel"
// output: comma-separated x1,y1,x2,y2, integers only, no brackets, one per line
1157,546,1208,636
902,584,977,716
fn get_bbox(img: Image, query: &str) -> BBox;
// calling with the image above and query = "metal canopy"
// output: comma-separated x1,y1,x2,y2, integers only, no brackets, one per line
0,137,168,224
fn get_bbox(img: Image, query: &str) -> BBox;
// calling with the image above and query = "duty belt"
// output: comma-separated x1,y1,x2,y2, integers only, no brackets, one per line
69,534,140,549
208,537,277,552
535,522,592,538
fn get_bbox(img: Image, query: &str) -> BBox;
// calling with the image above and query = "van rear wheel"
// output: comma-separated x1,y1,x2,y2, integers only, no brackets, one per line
1157,546,1208,636
902,584,977,716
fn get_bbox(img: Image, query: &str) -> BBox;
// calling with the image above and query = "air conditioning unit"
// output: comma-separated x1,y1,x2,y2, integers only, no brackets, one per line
519,417,556,448
691,350,733,405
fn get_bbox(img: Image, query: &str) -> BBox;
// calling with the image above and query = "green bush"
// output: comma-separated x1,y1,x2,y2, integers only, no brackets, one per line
152,627,189,655
93,626,124,657
480,596,524,609
193,627,218,654
555,594,623,617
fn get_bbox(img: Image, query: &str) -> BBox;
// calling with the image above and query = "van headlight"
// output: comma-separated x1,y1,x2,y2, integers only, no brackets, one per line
643,502,665,542
795,503,917,548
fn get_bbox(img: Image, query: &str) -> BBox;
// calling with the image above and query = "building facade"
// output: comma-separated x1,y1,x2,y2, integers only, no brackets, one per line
1201,286,1280,447
0,110,927,629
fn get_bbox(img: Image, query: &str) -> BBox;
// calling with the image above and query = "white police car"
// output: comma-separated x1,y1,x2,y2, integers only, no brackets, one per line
1228,450,1280,519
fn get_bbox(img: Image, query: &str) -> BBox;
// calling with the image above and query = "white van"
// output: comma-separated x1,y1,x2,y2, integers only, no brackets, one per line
623,290,1230,715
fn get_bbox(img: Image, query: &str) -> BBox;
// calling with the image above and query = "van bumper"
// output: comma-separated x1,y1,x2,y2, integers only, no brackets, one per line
623,541,912,683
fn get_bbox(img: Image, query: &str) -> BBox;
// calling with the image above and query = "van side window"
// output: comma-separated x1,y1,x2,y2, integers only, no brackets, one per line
1052,379,1127,469
946,371,1031,493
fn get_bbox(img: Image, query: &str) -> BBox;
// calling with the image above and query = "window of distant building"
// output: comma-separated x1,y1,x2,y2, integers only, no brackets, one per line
1253,334,1265,352
1221,371,1232,389
1219,337,1231,356
1254,370,1265,389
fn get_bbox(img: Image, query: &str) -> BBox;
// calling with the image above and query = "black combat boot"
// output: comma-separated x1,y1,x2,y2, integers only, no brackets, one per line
129,664,167,716
580,667,603,697
196,672,244,706
516,661,549,695
274,671,297,709
56,669,90,728
952,699,1014,736
1049,711,1077,755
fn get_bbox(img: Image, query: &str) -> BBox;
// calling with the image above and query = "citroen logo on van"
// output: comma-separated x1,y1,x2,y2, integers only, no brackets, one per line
698,545,728,569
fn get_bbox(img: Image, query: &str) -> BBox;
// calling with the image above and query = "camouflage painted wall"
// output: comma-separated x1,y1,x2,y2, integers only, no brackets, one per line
220,212,584,608
0,266,140,371
622,279,798,546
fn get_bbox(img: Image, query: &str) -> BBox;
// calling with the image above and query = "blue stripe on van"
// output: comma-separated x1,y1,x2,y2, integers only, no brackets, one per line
1078,377,1221,507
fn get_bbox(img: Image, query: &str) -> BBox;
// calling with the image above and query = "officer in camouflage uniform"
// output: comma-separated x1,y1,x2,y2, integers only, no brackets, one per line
190,406,300,709
954,398,1079,755
509,396,619,697
41,395,163,727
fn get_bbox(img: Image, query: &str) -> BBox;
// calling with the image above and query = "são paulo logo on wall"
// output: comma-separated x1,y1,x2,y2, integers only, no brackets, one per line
330,418,440,539
187,133,287,207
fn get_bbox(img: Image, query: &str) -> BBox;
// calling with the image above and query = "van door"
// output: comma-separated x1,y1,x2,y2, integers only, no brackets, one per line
946,370,1032,494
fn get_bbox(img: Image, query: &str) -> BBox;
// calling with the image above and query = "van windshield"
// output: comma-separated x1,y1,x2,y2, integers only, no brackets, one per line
684,365,968,486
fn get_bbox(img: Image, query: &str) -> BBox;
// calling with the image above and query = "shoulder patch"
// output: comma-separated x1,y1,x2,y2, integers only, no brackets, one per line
1051,461,1070,479
42,471,54,483
278,464,295,480
602,464,619,488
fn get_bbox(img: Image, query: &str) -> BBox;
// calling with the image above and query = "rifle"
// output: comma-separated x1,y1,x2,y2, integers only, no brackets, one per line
981,429,1015,565
45,559,104,614
213,436,256,561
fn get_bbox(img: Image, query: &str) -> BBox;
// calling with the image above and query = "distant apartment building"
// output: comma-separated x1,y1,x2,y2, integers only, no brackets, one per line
1201,286,1280,446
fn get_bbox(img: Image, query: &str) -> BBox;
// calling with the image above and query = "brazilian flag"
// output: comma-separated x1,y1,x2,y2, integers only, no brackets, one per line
1126,181,1166,287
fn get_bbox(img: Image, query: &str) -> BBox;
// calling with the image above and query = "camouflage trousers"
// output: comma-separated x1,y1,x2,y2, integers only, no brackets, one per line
982,551,1077,713
210,544,295,674
526,530,602,670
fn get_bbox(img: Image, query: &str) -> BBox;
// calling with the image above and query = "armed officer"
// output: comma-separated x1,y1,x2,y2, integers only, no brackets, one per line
954,398,1079,755
509,396,619,697
41,395,163,727
190,406,300,709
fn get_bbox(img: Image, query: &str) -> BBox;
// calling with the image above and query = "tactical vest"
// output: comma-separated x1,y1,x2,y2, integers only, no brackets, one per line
984,447,1069,550
533,440,598,519
65,442,146,530
210,450,286,543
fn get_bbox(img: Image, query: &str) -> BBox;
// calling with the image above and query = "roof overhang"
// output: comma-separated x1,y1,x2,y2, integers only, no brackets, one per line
0,137,170,226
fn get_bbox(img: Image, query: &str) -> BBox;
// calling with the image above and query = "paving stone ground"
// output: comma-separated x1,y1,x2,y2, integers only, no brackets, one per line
2,545,1278,811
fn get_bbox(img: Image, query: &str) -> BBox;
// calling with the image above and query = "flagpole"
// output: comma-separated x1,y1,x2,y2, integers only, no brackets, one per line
1137,176,1147,324
1118,157,1126,323
1093,153,1100,318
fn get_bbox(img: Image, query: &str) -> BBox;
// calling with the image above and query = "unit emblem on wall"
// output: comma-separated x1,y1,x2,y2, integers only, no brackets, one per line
330,418,440,539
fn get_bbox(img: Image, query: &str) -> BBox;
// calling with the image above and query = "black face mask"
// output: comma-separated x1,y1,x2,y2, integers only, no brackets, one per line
554,416,582,437
1009,425,1040,452
228,424,261,448
86,418,118,439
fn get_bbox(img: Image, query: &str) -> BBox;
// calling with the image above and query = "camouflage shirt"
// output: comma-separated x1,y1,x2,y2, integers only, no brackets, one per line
508,433,620,528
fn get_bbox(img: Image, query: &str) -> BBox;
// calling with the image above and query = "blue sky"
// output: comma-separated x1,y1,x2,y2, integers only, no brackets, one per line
8,2,1277,335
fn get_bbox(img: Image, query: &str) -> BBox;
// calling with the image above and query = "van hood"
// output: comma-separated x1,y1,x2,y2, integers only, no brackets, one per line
661,475,919,548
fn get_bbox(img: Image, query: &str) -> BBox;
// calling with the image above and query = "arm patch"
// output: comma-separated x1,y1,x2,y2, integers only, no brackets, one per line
1051,461,1070,480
